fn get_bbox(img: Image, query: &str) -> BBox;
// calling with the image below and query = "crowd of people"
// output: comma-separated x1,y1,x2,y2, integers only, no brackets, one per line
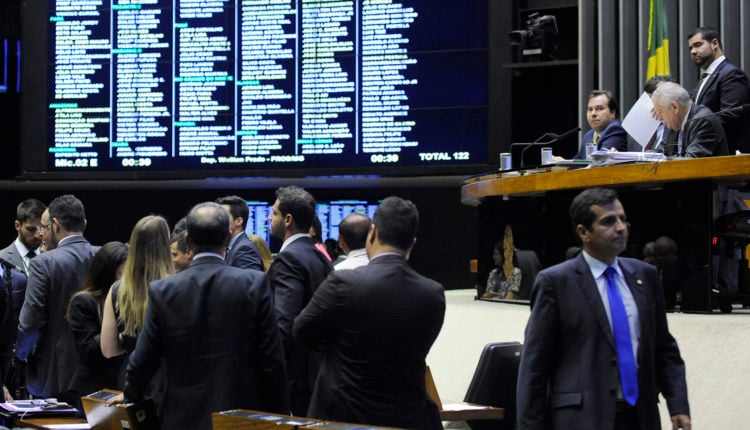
0,187,447,430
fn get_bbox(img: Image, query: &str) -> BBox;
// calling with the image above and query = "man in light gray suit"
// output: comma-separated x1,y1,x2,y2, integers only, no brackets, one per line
15,195,98,400
0,199,46,275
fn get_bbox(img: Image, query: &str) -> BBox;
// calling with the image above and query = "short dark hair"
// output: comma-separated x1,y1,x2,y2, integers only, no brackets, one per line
588,90,619,117
186,202,230,253
16,199,46,223
170,230,189,253
49,195,86,233
339,213,371,250
275,186,316,233
373,196,418,250
569,188,619,231
688,26,722,49
215,195,249,229
172,217,187,236
643,75,676,94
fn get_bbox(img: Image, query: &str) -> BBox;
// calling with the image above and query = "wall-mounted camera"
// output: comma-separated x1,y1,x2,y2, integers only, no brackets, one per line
509,13,559,62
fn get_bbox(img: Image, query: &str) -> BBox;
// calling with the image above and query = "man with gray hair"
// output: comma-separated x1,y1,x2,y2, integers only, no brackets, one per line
651,81,728,158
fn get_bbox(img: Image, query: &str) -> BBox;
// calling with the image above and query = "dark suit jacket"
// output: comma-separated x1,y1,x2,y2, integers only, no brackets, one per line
294,254,445,429
517,254,689,430
0,242,27,275
67,293,126,397
663,104,729,158
575,119,628,159
0,267,26,384
692,59,750,153
16,236,98,398
268,236,333,415
123,255,289,430
226,233,263,271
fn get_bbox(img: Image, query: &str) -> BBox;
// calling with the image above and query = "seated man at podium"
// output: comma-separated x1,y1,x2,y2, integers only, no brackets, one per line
651,82,729,158
573,90,628,159
119,202,289,429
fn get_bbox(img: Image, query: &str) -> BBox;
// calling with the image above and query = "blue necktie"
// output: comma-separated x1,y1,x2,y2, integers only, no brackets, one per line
605,266,639,406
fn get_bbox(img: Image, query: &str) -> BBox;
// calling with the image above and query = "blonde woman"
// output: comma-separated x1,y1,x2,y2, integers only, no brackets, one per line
101,215,174,358
249,234,273,272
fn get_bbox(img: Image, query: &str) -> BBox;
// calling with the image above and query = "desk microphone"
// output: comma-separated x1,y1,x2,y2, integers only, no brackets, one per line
520,126,581,168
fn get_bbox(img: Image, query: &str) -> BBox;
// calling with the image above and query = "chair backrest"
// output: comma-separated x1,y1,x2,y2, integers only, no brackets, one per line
515,249,542,300
463,341,523,430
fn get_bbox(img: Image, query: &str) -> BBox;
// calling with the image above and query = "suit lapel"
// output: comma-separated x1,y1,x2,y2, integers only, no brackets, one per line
618,259,648,325
574,255,616,350
696,61,724,104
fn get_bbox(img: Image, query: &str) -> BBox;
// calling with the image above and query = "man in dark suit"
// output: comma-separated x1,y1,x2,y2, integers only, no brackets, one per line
216,195,263,271
687,26,750,154
122,202,289,429
268,185,333,416
294,196,445,429
0,263,26,401
652,81,728,158
0,199,46,275
517,188,690,430
15,195,98,400
573,90,628,159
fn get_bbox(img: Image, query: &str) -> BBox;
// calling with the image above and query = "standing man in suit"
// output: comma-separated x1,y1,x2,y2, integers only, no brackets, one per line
15,195,98,400
688,26,750,154
216,195,263,271
0,199,46,275
652,82,728,158
294,197,445,429
517,188,690,430
268,185,333,416
121,202,289,429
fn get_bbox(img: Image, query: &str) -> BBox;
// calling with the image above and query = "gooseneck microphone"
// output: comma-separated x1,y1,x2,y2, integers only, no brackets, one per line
520,126,581,168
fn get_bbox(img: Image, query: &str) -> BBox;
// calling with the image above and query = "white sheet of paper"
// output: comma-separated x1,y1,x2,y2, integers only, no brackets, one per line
621,92,661,149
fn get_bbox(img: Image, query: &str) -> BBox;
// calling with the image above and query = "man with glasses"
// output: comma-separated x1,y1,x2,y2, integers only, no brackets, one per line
15,195,98,402
0,199,46,275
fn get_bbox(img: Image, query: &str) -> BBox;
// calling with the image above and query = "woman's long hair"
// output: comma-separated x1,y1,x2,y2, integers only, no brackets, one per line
67,241,129,320
117,215,174,337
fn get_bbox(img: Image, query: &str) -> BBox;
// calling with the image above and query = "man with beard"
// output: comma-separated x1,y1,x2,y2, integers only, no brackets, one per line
0,199,46,275
687,26,750,153
268,186,333,416
15,195,98,401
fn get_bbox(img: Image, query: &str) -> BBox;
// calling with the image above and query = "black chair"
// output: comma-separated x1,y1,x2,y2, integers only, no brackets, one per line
515,249,541,301
464,341,523,430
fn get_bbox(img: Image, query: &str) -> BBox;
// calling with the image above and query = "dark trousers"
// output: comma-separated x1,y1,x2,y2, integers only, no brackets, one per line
614,401,640,430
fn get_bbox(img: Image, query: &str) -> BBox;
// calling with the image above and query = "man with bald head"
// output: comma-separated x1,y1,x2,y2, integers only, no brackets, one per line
334,213,371,270
651,81,728,157
122,202,289,429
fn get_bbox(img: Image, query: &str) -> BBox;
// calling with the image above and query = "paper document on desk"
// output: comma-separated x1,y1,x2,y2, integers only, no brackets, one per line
591,151,666,164
622,92,661,148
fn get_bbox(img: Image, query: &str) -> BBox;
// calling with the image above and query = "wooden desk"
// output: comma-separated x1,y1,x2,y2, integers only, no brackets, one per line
462,154,750,203
461,155,750,312
17,417,90,429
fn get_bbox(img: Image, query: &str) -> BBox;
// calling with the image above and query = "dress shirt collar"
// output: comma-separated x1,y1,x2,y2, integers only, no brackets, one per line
368,252,404,263
228,231,242,250
57,234,83,247
581,250,622,279
702,55,726,75
346,248,368,259
192,252,224,261
279,233,309,253
14,238,36,258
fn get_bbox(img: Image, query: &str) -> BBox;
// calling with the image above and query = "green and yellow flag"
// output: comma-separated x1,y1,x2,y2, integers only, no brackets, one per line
647,0,670,79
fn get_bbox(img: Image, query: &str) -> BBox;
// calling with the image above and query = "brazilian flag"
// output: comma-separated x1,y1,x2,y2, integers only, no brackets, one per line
647,0,670,79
